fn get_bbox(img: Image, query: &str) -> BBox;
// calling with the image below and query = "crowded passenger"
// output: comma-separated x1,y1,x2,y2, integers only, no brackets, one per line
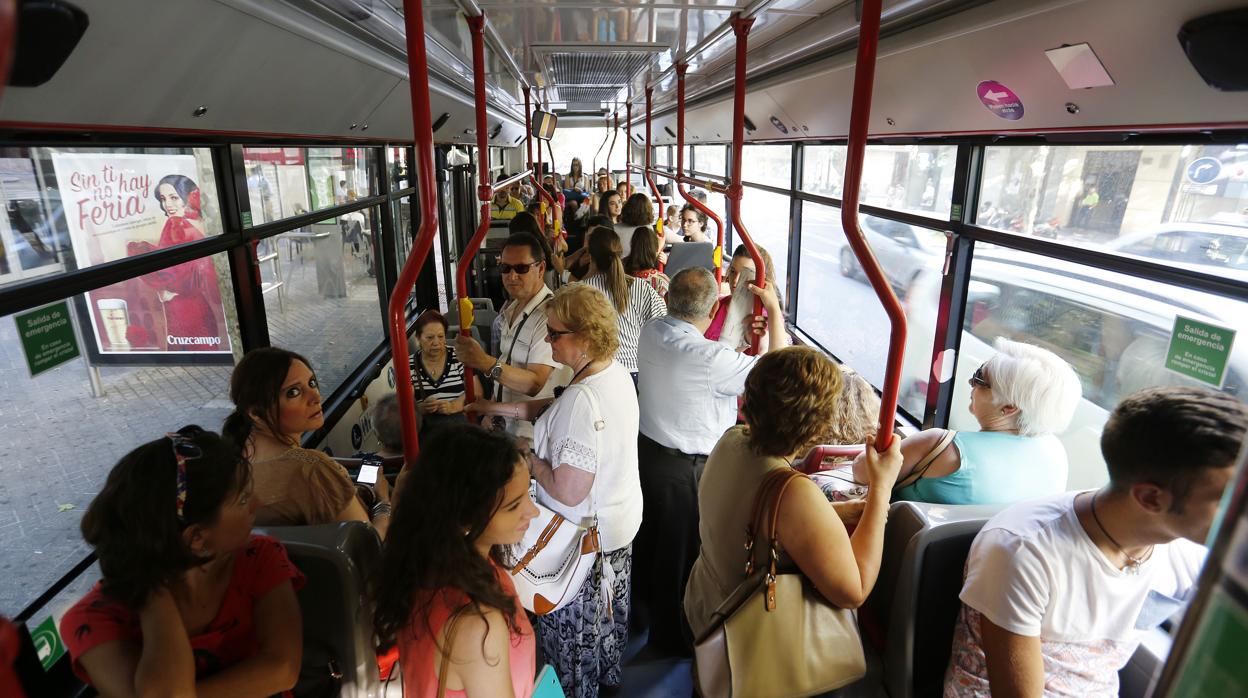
565,157,590,193
369,393,406,459
410,309,482,438
616,180,632,199
614,193,654,257
61,427,303,697
373,425,539,698
577,227,667,380
455,233,562,442
624,226,670,300
684,347,904,640
855,338,1080,505
596,173,613,193
468,283,643,698
706,244,783,348
598,190,622,224
633,266,788,655
508,213,563,288
679,204,710,243
944,386,1248,697
662,204,680,242
491,178,525,221
225,347,391,538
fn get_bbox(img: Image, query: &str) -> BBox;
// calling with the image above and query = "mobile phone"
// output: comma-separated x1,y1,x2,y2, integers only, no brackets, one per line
357,464,379,486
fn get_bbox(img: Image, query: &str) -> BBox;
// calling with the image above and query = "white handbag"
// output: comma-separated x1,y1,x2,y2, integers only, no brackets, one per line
509,382,606,615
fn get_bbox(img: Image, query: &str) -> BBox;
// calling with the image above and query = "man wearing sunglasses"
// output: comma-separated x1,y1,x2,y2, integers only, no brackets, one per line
456,233,563,441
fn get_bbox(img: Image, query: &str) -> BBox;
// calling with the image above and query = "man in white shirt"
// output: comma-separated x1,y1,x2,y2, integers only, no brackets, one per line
945,386,1248,698
456,233,561,441
631,266,787,654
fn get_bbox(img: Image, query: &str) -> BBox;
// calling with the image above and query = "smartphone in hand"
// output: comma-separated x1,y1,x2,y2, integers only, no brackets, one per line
357,463,380,486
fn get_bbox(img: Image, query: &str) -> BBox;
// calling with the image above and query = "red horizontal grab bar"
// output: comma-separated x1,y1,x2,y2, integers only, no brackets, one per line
797,444,868,474
727,16,764,355
493,169,534,193
675,62,725,283
390,0,442,464
841,0,905,452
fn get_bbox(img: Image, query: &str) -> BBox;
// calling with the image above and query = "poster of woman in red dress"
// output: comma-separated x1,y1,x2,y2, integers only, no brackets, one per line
53,152,232,361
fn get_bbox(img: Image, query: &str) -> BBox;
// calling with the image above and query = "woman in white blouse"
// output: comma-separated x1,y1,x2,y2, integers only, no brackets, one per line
468,283,641,698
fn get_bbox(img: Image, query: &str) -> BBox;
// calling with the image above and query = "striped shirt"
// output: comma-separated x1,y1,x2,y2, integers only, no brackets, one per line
409,348,467,402
581,274,667,373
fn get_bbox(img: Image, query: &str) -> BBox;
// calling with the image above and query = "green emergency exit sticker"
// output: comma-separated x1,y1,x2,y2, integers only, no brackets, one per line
15,301,80,377
31,615,66,671
241,211,253,227
1166,316,1236,388
951,204,963,221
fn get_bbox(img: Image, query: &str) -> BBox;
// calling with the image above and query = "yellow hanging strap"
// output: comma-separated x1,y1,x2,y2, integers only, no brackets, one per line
713,245,723,269
458,297,475,330
655,218,664,237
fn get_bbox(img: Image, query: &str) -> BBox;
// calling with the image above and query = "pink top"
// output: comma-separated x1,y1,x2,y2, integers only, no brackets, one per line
704,294,732,341
399,565,536,697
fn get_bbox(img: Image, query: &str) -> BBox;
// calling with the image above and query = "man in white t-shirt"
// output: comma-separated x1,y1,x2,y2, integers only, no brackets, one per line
456,233,563,441
945,386,1248,698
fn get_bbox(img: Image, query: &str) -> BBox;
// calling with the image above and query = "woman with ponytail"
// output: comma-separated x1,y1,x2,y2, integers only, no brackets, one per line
224,347,391,538
373,424,539,697
578,227,666,380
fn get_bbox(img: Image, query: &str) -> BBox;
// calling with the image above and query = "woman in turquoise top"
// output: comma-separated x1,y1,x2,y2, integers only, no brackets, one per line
856,338,1081,505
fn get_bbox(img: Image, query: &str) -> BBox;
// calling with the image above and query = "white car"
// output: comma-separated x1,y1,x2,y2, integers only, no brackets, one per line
840,215,946,292
904,249,1246,490
1101,220,1248,282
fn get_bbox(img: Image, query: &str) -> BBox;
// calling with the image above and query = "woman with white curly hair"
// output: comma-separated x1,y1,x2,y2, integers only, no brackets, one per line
855,338,1082,505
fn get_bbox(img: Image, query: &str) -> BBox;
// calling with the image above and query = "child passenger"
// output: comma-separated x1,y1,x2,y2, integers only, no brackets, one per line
61,427,304,697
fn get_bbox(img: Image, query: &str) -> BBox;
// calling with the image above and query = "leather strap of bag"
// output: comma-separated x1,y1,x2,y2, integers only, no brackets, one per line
510,515,565,574
744,469,793,576
758,469,805,612
436,607,467,698
892,429,956,492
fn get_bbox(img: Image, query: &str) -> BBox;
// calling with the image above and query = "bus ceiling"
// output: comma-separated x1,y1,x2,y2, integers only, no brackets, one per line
1,0,1246,141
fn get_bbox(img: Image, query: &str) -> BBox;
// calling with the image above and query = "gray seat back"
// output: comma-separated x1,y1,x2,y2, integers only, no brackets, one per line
254,522,382,697
664,241,716,277
872,501,1000,698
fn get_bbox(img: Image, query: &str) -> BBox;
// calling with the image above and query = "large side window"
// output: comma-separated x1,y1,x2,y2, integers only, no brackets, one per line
800,144,956,220
737,187,792,299
796,201,946,420
950,245,1247,489
242,146,376,227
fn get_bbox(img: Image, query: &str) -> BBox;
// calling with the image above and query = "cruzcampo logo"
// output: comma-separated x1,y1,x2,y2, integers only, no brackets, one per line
1165,316,1237,389
31,615,66,671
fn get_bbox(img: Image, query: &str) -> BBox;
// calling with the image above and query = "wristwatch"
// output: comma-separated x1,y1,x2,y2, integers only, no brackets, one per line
488,359,504,381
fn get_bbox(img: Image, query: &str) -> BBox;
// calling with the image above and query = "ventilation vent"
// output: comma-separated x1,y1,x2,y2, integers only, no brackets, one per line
558,87,623,104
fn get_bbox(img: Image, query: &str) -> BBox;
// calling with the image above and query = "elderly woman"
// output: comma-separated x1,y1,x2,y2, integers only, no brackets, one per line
410,309,482,437
855,338,1082,505
469,283,642,698
685,347,904,643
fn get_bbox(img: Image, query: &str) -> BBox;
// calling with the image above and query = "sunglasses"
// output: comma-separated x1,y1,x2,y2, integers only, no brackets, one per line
546,325,576,342
969,365,990,389
499,261,538,275
166,427,205,523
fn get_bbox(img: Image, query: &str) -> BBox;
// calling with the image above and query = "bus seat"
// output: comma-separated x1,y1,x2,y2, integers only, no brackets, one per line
871,501,1001,698
413,324,481,347
664,242,715,276
446,306,498,333
254,522,382,698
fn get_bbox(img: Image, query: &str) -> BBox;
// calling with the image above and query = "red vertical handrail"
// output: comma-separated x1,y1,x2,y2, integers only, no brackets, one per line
841,0,904,451
524,87,557,231
391,0,443,463
727,16,764,355
456,13,491,405
673,63,724,283
545,137,566,239
625,103,632,196
607,112,619,186
0,0,16,108
592,115,611,180
643,86,667,270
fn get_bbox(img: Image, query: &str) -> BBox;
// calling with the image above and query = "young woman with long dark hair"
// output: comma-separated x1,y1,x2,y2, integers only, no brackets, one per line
373,424,539,697
580,227,666,377
60,427,304,697
624,226,670,300
224,347,391,538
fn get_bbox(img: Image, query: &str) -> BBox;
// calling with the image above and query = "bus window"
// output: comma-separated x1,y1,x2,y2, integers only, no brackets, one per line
263,210,384,396
692,145,726,179
742,145,792,189
946,245,1248,489
800,144,957,220
242,146,376,228
796,201,946,420
737,186,792,299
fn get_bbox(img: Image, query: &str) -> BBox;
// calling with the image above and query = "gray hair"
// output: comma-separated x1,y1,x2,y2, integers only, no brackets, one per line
984,337,1082,436
371,393,404,453
667,267,719,321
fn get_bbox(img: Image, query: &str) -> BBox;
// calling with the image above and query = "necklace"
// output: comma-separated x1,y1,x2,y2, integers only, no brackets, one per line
554,360,597,398
1089,492,1154,575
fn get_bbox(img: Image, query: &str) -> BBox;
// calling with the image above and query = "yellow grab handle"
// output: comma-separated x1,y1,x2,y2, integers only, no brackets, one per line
459,297,475,330
713,245,723,269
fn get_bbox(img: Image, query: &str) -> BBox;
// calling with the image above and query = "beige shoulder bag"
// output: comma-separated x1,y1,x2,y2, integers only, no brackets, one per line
693,468,867,697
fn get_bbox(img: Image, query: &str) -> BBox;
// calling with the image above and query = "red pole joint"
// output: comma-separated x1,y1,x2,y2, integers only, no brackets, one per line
391,0,443,463
727,15,764,354
839,0,904,451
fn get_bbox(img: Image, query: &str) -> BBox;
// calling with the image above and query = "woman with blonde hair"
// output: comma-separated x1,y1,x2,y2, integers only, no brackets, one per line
469,283,642,697
580,226,666,379
685,347,903,644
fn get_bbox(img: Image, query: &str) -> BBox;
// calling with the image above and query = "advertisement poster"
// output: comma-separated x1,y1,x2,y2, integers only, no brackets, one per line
52,152,233,362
